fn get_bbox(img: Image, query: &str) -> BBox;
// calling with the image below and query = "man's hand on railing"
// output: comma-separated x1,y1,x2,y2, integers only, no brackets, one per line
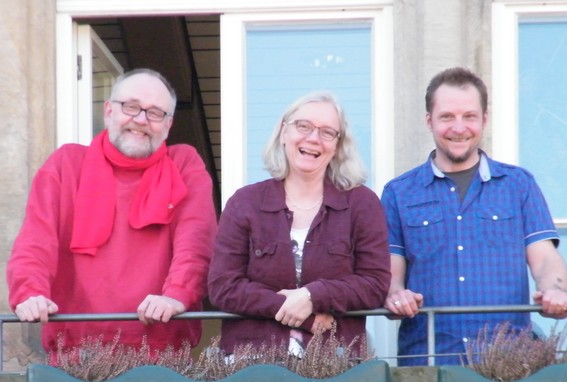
385,289,423,319
15,295,59,323
136,295,186,325
533,290,567,319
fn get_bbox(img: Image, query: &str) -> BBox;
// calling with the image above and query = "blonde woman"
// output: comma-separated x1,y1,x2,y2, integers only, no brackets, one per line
208,91,391,356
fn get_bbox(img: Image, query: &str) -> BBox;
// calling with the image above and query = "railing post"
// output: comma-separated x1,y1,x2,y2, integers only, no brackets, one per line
427,310,435,366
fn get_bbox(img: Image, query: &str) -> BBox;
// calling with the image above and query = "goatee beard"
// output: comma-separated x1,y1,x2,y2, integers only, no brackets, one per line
447,152,470,164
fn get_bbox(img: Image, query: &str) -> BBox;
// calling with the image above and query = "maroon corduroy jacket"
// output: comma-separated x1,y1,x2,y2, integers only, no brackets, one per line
208,177,391,353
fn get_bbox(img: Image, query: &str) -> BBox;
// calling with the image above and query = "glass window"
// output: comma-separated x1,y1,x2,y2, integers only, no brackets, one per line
518,18,567,337
494,3,567,339
519,20,567,220
75,24,123,145
246,23,372,184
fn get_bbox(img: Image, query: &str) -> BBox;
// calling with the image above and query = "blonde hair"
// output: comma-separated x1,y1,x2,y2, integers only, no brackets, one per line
262,91,367,191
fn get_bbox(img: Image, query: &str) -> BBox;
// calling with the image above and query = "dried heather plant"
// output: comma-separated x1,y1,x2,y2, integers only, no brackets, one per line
187,322,374,381
187,336,290,380
465,322,567,382
50,331,139,382
154,340,194,375
51,324,375,381
50,331,194,382
295,322,367,378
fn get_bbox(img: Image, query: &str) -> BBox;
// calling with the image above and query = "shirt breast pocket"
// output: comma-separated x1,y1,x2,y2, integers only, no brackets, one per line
326,241,354,274
405,205,444,260
248,237,279,282
476,206,517,248
250,238,277,259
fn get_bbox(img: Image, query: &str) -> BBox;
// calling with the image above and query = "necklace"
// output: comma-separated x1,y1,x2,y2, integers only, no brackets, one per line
285,187,323,211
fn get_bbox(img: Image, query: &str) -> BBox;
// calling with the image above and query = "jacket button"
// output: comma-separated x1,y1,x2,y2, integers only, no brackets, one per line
255,249,262,256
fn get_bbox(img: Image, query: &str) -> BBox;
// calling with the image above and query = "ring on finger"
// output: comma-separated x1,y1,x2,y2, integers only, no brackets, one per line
394,300,401,306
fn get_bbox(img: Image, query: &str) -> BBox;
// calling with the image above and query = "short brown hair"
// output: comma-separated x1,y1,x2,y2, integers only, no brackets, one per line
425,67,488,114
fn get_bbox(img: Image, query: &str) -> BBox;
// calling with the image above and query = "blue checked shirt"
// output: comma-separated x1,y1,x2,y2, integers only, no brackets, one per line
381,151,559,366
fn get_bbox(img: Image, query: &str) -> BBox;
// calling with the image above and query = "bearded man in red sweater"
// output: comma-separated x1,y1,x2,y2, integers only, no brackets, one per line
7,68,217,354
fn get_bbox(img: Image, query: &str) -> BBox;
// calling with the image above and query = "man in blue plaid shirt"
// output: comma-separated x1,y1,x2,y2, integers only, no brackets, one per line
381,67,567,366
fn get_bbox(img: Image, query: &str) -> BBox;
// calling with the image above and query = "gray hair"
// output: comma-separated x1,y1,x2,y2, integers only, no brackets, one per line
110,68,177,114
262,91,367,190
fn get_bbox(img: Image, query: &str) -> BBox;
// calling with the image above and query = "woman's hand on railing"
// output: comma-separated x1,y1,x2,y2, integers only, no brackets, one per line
15,295,59,323
310,313,334,334
275,288,313,328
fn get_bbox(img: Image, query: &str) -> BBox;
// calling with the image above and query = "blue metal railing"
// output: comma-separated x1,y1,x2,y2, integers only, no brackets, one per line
0,305,545,372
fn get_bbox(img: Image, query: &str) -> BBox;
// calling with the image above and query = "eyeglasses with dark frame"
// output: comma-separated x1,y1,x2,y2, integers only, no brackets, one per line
287,119,341,141
111,100,172,122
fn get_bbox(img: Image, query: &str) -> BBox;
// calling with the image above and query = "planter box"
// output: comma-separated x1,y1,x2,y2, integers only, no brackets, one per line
27,359,391,382
438,364,567,382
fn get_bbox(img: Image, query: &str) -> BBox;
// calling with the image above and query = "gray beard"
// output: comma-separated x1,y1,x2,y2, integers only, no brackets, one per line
114,137,153,158
108,130,158,159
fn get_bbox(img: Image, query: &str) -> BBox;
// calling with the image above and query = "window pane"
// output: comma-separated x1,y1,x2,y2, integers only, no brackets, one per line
246,23,372,184
519,21,567,218
92,70,115,136
89,25,123,138
520,22,567,336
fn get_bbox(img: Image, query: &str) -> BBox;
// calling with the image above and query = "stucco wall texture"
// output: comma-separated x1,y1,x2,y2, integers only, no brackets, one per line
1,0,56,372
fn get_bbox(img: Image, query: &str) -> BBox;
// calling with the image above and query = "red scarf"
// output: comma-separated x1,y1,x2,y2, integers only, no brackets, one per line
70,130,188,255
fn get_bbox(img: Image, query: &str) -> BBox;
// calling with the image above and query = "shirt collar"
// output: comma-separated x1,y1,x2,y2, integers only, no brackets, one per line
423,149,496,186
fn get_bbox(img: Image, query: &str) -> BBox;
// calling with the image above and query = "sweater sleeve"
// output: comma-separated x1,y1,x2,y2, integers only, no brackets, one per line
161,146,217,309
7,150,69,310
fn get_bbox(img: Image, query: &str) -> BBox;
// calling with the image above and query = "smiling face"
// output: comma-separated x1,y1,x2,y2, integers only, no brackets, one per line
426,84,487,172
280,101,340,181
104,73,174,158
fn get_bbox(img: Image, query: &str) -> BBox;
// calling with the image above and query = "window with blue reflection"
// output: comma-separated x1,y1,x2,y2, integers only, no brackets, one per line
519,21,567,219
246,23,372,185
520,21,567,336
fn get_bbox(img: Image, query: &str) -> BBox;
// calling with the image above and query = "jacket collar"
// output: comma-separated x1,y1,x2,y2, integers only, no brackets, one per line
260,176,349,212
